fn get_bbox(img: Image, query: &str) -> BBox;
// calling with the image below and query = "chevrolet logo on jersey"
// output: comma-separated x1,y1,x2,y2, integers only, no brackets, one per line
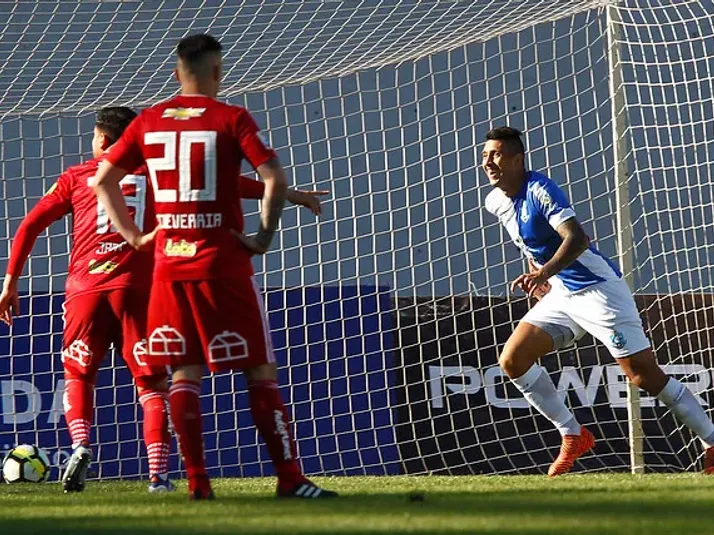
164,239,198,257
162,107,206,120
88,259,119,274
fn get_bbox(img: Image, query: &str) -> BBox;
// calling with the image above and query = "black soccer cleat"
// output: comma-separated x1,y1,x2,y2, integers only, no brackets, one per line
277,481,339,499
188,488,215,501
62,445,92,493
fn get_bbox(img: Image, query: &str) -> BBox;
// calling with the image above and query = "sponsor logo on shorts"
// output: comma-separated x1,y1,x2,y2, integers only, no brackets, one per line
62,340,93,368
609,330,627,349
161,107,206,120
208,331,249,363
133,339,147,367
88,259,119,274
149,326,186,356
164,239,198,257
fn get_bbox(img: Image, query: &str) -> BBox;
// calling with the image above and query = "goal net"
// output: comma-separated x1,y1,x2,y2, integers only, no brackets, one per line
1,0,713,480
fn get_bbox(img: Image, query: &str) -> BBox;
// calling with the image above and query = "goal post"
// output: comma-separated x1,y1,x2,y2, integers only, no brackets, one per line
607,1,644,475
1,0,713,480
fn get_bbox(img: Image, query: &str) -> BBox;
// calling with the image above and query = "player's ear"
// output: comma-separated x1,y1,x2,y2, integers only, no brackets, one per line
100,132,112,152
174,67,181,84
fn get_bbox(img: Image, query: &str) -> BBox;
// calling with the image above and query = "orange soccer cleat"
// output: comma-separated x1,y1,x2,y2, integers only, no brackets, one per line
703,447,714,474
548,426,595,477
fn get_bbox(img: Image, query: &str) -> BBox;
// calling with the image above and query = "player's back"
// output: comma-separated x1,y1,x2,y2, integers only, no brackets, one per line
109,95,276,281
53,156,153,297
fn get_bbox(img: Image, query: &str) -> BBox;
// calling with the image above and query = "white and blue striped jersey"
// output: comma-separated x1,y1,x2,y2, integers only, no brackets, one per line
484,171,621,293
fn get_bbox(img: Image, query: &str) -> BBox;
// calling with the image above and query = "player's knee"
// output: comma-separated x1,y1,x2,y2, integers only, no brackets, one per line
135,373,169,393
498,350,520,378
244,362,278,383
63,369,97,386
628,367,667,395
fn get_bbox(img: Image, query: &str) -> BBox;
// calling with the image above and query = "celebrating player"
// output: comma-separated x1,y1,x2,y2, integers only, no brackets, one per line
91,34,337,500
482,126,714,476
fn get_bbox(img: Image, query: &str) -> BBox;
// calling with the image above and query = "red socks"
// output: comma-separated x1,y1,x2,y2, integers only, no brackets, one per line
63,373,93,448
169,379,207,487
138,388,170,476
248,379,303,490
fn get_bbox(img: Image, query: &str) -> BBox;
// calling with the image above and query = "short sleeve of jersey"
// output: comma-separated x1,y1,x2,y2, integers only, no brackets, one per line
529,179,576,230
234,109,277,170
45,170,74,210
105,114,144,172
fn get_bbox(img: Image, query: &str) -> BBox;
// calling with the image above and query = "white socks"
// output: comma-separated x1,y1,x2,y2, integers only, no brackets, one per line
657,378,714,448
511,364,581,437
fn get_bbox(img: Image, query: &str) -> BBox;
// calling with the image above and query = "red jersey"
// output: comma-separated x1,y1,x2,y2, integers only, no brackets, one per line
7,155,154,298
105,95,276,281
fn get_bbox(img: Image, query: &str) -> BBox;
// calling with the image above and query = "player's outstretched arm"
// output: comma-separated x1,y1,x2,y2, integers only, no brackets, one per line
90,162,154,250
285,189,329,215
236,159,288,255
511,219,589,297
1,187,72,325
237,175,328,215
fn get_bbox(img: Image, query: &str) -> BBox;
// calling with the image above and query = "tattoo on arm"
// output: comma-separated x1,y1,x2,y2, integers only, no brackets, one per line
255,159,287,250
541,218,590,278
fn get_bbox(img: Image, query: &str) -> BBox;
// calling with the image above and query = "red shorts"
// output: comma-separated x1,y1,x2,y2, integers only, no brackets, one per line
62,289,168,384
146,277,275,372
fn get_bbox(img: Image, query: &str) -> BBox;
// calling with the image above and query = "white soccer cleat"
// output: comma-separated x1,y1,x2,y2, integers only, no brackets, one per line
148,473,176,493
62,444,92,493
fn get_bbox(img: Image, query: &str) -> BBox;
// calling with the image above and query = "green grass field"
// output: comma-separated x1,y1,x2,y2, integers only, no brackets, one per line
1,474,712,535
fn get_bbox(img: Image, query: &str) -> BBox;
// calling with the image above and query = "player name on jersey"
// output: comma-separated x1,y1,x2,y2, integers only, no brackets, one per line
156,212,223,229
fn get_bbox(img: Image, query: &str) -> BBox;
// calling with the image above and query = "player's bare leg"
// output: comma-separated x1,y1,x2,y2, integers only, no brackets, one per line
244,363,337,499
62,371,95,493
500,322,594,477
616,348,714,473
136,374,174,492
170,365,213,500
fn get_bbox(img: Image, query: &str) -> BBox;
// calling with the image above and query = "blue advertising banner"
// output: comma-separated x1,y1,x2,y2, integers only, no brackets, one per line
0,286,400,480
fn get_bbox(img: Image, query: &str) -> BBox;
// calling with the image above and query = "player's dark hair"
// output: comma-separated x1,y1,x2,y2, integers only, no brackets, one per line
176,33,223,72
95,107,137,144
485,126,525,154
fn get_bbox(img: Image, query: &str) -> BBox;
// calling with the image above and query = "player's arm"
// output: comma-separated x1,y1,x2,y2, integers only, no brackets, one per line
251,158,288,253
540,219,590,278
90,118,156,250
511,219,589,297
233,111,288,255
528,258,551,301
237,175,328,215
90,162,148,249
1,180,72,325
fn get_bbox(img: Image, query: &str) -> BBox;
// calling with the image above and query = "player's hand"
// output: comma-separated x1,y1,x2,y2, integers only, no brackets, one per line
511,269,551,300
128,225,160,251
231,230,268,255
289,190,329,215
0,280,20,326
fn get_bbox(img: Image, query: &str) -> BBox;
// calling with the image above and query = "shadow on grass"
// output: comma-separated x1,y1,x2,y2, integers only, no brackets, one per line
1,485,713,535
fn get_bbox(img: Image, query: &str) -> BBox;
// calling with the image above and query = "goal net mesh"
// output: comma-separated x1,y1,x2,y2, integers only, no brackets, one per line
1,0,713,479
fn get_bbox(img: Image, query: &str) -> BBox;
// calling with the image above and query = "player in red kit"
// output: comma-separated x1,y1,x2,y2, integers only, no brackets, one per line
0,103,324,495
0,108,173,493
92,34,337,500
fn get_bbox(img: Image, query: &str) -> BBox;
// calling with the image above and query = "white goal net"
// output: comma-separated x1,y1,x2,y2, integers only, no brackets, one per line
1,0,713,480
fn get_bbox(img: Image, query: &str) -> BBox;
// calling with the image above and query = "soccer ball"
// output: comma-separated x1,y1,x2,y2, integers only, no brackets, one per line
2,444,51,483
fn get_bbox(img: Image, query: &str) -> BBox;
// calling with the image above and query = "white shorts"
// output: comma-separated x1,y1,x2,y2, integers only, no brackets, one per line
521,278,651,358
